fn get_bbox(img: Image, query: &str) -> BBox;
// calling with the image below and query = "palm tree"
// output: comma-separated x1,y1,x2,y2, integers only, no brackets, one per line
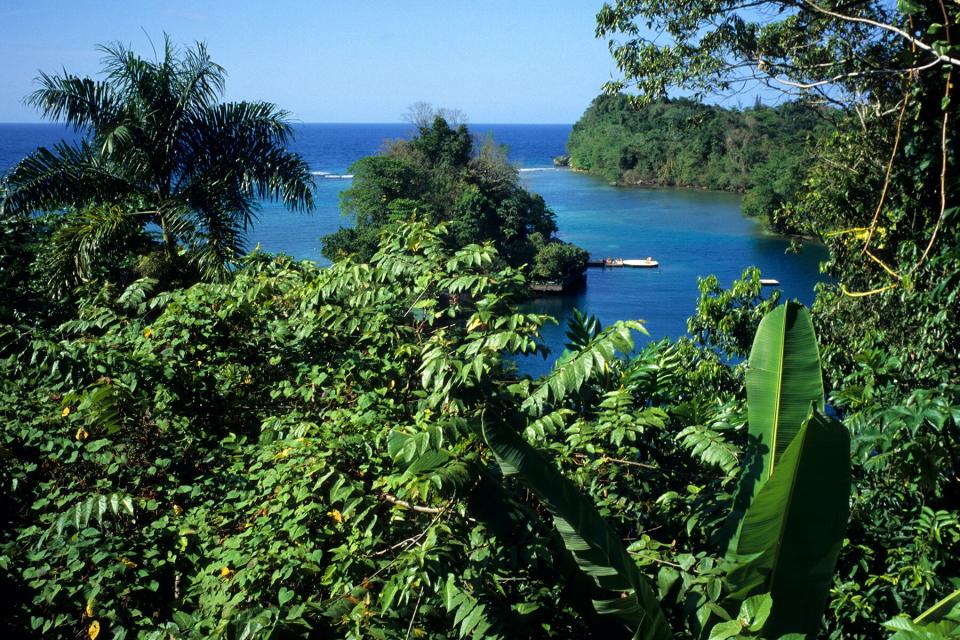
0,35,315,283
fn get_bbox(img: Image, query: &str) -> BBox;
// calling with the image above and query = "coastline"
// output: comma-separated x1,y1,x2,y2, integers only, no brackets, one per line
566,164,823,243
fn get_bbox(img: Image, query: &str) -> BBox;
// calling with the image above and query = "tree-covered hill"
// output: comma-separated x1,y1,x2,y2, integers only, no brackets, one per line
567,94,835,227
322,112,588,288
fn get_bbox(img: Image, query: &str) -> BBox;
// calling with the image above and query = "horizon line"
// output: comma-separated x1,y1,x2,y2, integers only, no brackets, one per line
0,120,575,127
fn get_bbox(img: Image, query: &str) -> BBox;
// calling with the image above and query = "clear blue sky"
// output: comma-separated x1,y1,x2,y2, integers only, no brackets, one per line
0,1,623,124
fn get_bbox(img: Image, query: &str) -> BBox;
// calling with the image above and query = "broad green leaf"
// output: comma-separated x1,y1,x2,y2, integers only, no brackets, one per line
725,410,850,637
745,301,824,488
915,588,960,624
482,413,670,640
723,302,824,553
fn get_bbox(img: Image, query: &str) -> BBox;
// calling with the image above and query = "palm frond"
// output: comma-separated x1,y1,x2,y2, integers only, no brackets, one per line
178,102,312,209
43,205,149,288
26,71,120,131
1,141,140,216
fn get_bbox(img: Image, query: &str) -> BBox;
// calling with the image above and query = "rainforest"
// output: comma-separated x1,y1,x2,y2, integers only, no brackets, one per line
1,1,958,639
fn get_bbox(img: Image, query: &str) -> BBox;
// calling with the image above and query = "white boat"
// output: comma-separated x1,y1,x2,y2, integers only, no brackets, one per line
760,278,780,286
622,258,659,268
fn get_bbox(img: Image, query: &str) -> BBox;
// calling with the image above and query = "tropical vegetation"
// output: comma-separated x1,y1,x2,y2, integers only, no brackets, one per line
0,35,315,288
1,0,959,635
566,95,834,228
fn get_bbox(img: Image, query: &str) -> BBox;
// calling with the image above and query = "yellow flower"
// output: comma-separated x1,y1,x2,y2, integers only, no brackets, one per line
62,406,71,417
172,504,183,516
143,327,153,338
274,447,292,460
242,375,253,385
75,427,89,441
88,620,100,640
119,557,137,569
220,566,234,578
85,598,95,618
327,509,343,523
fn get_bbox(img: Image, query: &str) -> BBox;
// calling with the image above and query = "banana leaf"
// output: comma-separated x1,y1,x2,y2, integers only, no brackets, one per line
722,301,824,554
725,409,850,637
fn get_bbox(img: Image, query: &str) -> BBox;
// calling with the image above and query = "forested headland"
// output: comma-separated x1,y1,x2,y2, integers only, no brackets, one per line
1,0,959,637
567,95,835,228
322,111,588,289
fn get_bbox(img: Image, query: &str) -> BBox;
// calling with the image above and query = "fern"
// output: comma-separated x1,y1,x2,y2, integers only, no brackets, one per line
443,574,501,640
677,425,739,476
522,320,647,415
37,493,135,547
565,308,602,351
523,409,573,442
675,400,741,476
63,382,125,436
622,339,681,400
117,277,159,312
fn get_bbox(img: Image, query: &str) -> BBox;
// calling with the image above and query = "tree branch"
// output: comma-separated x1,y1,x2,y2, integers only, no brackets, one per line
803,0,960,68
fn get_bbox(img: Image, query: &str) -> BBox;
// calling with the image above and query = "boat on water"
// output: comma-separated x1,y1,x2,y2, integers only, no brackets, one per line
591,256,660,268
622,258,659,268
760,278,780,286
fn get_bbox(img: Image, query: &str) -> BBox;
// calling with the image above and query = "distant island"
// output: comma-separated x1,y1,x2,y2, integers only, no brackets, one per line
567,94,835,229
322,111,588,293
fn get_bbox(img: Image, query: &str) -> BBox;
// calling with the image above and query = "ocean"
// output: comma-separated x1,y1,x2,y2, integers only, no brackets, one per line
0,123,828,373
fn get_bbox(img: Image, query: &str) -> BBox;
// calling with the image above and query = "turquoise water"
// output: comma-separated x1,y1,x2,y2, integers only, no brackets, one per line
0,123,828,371
515,169,827,373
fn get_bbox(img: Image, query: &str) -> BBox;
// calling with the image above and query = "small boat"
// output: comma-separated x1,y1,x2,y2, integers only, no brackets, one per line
760,278,780,286
622,258,659,268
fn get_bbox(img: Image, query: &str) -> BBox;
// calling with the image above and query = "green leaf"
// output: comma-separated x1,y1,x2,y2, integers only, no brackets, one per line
745,302,824,489
724,302,824,553
916,588,960,623
740,594,772,631
725,410,850,637
482,413,670,640
521,320,646,414
707,620,743,640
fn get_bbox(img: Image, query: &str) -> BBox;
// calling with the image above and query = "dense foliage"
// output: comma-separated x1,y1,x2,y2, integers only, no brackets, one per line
321,113,588,286
567,95,834,227
596,0,960,636
3,210,958,638
2,5,960,635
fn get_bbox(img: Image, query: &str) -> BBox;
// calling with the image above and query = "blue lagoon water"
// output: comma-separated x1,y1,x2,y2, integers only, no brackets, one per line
0,123,828,370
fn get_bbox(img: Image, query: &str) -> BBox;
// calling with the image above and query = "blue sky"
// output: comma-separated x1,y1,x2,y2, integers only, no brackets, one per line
0,1,625,123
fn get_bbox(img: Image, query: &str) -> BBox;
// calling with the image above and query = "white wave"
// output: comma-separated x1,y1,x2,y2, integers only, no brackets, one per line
519,167,559,173
310,171,354,179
